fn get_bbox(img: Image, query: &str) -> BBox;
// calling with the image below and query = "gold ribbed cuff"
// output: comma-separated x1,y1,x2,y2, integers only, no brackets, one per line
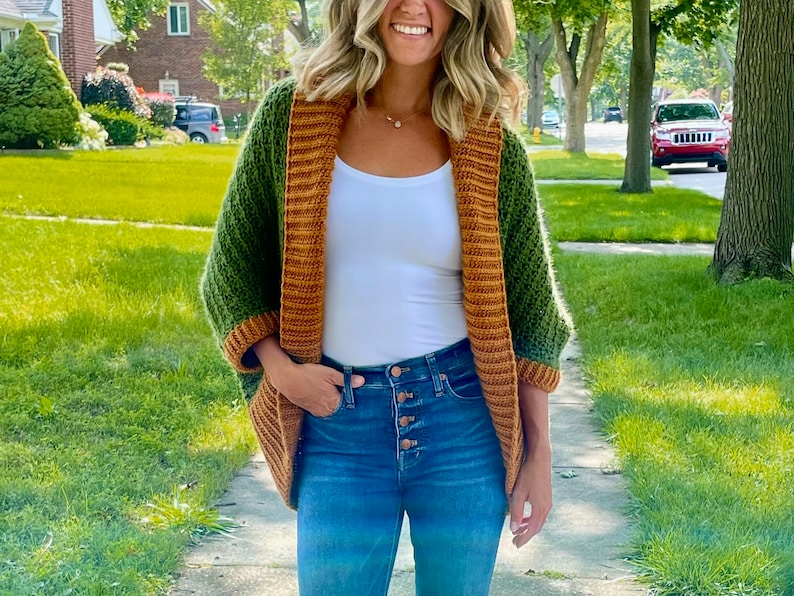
223,312,280,372
516,358,561,393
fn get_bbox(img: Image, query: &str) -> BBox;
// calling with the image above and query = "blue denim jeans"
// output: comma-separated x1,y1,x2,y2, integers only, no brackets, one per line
296,338,507,596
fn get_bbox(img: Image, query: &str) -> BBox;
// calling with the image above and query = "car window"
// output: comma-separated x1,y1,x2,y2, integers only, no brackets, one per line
175,106,189,121
190,107,214,122
657,103,719,122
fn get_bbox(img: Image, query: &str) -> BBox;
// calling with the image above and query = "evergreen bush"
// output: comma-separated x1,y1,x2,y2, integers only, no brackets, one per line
81,65,152,120
0,22,82,149
142,92,177,127
86,104,144,146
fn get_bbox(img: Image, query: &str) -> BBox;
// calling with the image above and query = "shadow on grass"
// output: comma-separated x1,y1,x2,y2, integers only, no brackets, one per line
592,379,794,595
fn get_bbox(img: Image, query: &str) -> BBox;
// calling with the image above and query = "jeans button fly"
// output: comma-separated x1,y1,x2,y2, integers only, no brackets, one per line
399,416,410,427
400,439,413,450
390,365,402,378
397,391,407,403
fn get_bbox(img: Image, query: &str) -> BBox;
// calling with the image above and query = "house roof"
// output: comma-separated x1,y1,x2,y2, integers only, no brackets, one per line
6,0,56,17
0,0,23,18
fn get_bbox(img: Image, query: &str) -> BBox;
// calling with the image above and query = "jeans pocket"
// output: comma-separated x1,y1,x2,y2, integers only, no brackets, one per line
308,393,345,419
442,368,484,401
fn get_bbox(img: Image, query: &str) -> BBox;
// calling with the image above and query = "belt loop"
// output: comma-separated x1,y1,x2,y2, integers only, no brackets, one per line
342,366,356,409
425,353,444,397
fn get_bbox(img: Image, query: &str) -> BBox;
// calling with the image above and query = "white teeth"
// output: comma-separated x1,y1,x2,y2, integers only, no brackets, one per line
393,24,428,35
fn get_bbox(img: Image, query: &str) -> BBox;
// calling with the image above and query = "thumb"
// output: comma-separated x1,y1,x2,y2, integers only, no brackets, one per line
351,374,365,388
509,493,526,534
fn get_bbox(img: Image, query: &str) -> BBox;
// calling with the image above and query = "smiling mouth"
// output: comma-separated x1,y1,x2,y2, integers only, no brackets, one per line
392,24,430,35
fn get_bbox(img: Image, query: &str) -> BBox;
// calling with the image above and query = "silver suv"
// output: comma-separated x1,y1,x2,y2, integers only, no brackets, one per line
173,98,227,144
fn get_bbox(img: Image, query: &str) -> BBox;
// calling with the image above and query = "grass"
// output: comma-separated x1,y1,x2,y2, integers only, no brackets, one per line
530,150,669,180
0,216,255,595
518,124,563,146
0,145,239,227
539,184,722,243
554,253,794,595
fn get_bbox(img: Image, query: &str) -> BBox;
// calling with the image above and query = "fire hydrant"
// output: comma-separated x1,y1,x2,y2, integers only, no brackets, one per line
533,126,541,144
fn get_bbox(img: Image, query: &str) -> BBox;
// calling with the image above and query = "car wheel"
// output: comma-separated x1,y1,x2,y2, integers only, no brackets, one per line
190,133,208,144
651,158,664,168
717,163,728,173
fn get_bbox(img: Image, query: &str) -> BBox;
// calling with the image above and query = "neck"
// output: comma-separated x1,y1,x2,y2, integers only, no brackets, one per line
371,62,437,115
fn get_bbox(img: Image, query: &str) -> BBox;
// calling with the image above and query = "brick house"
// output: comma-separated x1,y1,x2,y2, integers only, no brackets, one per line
99,0,245,118
0,0,122,95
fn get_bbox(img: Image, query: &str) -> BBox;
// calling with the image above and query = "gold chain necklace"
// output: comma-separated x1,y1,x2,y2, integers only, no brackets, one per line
375,102,427,129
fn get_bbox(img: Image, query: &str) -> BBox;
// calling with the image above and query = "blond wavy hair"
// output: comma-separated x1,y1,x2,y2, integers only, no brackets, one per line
293,0,525,140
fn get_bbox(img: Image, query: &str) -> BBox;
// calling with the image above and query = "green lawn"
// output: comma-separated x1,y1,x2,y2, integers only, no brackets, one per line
0,145,239,227
554,253,794,595
2,139,790,595
518,125,563,146
0,216,254,594
539,184,722,243
530,150,669,180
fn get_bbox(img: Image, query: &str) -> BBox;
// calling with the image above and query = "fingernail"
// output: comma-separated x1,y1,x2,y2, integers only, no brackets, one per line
510,521,519,533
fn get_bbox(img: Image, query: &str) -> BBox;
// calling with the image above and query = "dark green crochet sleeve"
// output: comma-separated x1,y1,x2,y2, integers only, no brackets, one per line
200,78,295,372
498,128,571,376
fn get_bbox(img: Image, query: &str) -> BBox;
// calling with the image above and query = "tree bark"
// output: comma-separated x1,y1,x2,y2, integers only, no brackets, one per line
621,0,657,193
553,13,608,153
710,0,794,283
523,31,554,131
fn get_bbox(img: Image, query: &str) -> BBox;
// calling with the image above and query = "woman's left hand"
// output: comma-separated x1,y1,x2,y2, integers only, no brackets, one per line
508,444,552,548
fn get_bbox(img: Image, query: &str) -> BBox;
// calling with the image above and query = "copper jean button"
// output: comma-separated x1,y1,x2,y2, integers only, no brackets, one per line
399,416,410,427
390,365,402,377
396,391,407,402
400,439,412,450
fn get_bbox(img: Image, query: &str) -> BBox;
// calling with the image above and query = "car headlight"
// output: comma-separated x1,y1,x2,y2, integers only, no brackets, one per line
714,129,730,140
654,130,671,141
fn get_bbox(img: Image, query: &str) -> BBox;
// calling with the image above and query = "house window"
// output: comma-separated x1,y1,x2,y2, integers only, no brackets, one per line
168,4,190,35
0,29,19,52
48,33,60,59
159,79,180,96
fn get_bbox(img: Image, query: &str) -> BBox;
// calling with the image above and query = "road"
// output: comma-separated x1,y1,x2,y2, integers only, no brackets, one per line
577,121,727,200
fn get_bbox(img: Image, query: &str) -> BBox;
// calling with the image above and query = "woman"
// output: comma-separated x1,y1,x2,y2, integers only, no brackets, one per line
201,0,571,593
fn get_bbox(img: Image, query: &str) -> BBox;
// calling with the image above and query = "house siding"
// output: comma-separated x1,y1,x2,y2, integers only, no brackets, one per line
61,0,96,96
100,0,245,118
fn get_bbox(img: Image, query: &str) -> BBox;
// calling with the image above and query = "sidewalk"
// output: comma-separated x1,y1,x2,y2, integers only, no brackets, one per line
170,338,647,596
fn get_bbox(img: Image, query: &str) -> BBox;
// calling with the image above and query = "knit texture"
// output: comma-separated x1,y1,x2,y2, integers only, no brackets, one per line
201,78,571,509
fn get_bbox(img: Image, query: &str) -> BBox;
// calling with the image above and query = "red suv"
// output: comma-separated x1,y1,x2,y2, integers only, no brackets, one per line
651,99,730,172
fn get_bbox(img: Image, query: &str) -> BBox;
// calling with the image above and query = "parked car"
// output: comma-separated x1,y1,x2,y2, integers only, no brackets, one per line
603,106,623,123
173,98,228,144
650,99,730,172
541,109,560,128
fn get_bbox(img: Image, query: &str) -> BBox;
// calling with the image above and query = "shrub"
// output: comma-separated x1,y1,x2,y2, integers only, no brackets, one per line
142,92,177,127
86,104,144,146
75,112,109,151
81,65,152,120
0,23,81,149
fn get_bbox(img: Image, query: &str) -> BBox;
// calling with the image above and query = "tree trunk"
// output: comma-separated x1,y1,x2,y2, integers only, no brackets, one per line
287,0,312,44
621,0,657,193
710,0,794,283
716,39,735,94
553,13,608,153
523,31,554,131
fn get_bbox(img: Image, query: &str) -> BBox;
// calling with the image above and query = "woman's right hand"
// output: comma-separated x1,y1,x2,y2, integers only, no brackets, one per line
252,336,364,416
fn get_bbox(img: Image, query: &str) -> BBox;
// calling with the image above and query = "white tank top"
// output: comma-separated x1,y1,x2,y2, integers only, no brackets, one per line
321,156,468,366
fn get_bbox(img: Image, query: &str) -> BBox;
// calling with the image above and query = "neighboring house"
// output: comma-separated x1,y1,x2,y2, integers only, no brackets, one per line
0,0,122,95
99,0,244,118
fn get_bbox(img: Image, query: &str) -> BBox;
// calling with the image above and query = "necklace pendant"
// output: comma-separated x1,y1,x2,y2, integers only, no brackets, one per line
394,120,402,128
